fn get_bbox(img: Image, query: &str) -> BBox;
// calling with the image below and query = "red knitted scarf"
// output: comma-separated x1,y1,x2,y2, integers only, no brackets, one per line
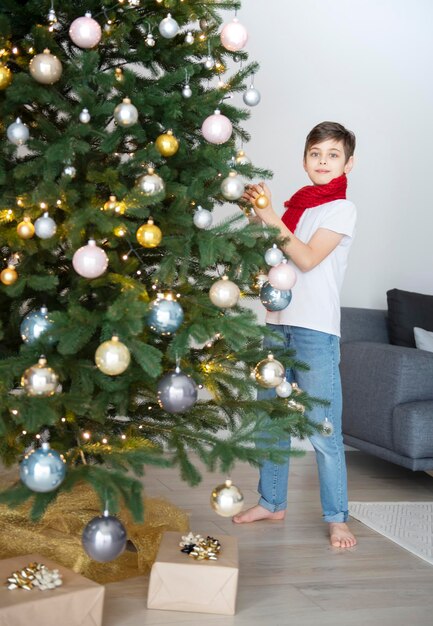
282,174,347,233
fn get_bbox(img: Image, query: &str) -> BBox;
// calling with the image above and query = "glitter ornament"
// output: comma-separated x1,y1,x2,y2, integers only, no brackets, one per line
193,206,213,229
72,239,108,278
260,281,292,311
136,218,162,248
268,260,297,291
34,212,57,239
276,379,293,398
210,479,244,517
321,417,334,437
137,168,165,196
209,276,240,308
95,336,131,376
201,109,232,144
103,195,126,215
20,306,54,344
82,510,127,562
220,171,245,201
220,18,248,52
7,118,29,145
29,49,62,84
148,292,184,335
17,217,35,239
1,264,18,285
21,356,59,397
254,354,285,388
0,64,13,90
69,12,102,49
243,85,261,107
157,367,198,413
20,442,66,493
264,244,284,266
79,108,91,123
158,14,179,39
114,98,138,127
155,130,179,157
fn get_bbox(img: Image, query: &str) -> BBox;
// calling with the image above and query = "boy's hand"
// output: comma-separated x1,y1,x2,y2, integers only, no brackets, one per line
242,182,276,226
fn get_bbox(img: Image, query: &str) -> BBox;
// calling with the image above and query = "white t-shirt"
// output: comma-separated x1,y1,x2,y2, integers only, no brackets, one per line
266,199,357,337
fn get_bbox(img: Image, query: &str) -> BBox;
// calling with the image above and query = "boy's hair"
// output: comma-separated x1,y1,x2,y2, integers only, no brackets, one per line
304,121,356,163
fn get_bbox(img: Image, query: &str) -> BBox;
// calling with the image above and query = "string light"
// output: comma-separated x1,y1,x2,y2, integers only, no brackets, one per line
102,437,108,444
61,417,66,422
11,409,18,415
82,431,91,440
22,430,27,435
121,434,126,440
35,434,41,440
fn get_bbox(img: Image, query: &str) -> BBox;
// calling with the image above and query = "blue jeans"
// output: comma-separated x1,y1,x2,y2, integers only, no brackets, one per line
258,324,349,523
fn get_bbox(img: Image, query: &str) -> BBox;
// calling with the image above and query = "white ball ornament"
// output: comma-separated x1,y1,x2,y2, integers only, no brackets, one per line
158,14,179,39
220,18,248,52
69,12,102,49
145,32,156,47
243,85,261,107
29,49,62,84
34,212,57,239
72,239,108,279
7,118,30,145
182,84,192,98
209,276,240,308
203,55,215,70
137,168,165,196
114,98,138,127
95,336,131,376
268,260,297,291
193,206,213,229
79,108,91,124
185,31,194,44
264,244,284,266
221,171,245,201
201,109,232,144
276,379,293,398
63,164,76,178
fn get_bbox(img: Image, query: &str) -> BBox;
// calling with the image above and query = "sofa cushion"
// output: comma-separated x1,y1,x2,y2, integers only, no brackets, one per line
393,401,433,459
414,327,433,353
387,288,433,348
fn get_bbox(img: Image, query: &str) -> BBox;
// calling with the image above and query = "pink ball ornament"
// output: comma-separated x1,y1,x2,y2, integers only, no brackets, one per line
69,12,102,49
268,261,297,291
220,18,248,52
201,109,232,145
72,239,108,278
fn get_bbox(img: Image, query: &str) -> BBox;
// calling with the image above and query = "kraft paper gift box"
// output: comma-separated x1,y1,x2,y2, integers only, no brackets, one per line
147,531,239,615
0,554,105,626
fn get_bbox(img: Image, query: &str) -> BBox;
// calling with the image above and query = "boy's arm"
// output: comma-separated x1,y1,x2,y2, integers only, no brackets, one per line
243,183,343,273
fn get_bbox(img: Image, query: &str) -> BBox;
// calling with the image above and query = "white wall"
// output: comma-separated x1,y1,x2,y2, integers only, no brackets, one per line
233,0,433,310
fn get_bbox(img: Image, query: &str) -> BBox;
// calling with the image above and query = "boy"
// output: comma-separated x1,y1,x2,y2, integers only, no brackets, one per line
234,121,357,549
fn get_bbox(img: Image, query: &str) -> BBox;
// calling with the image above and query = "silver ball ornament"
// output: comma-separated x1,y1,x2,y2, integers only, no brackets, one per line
21,356,60,397
79,108,91,124
209,276,240,308
20,443,66,493
182,84,192,98
264,244,284,266
148,294,184,336
145,33,156,47
276,379,293,398
254,354,285,388
20,306,54,344
114,98,138,127
157,367,198,414
185,31,194,44
235,149,251,165
63,165,76,178
34,212,57,239
210,479,244,517
82,511,127,562
7,118,30,145
321,418,334,437
29,49,62,84
95,336,131,376
158,14,179,39
193,206,213,229
203,55,215,70
260,281,292,312
243,86,261,107
137,169,165,196
221,171,245,201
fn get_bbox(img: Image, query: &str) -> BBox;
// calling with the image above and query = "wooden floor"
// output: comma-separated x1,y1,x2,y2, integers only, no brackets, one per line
103,451,433,626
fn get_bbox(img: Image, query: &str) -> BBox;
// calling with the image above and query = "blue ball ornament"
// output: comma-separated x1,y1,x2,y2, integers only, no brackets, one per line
260,281,292,311
20,442,66,492
20,306,54,344
148,294,184,336
157,367,198,413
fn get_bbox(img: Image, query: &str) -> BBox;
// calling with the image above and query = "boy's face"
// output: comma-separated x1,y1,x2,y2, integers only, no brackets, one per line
303,138,353,186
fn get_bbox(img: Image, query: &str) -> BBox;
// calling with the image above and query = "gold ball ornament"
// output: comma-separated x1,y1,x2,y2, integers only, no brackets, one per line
103,195,126,215
17,217,35,239
254,193,269,210
29,49,63,84
0,264,18,285
95,336,131,376
21,356,60,397
136,218,162,248
155,130,179,157
0,64,13,90
210,479,244,517
254,353,285,388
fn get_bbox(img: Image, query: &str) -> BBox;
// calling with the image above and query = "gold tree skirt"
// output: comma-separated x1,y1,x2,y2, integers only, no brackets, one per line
0,483,189,584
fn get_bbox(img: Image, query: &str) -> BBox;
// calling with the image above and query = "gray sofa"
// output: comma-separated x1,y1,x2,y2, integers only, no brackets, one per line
340,307,433,471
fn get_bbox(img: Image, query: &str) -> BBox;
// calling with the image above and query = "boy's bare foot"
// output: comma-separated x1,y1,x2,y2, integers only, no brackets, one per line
329,522,357,548
232,504,285,524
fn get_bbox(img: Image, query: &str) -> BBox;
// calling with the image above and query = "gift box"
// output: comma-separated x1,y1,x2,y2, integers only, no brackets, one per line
0,554,105,626
147,531,239,615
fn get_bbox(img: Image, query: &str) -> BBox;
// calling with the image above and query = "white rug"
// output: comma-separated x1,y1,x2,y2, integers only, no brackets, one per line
349,501,433,565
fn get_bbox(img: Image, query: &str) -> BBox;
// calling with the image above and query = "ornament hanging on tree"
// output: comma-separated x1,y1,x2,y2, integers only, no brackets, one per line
79,108,91,124
20,442,66,493
201,109,232,144
260,281,292,311
137,167,165,196
29,49,62,84
157,366,198,413
199,17,209,31
155,130,179,157
114,98,138,127
193,206,213,229
321,417,334,437
72,239,108,278
34,212,57,239
254,353,285,388
235,149,251,165
209,275,240,308
210,479,244,517
103,195,126,215
136,218,162,248
264,244,284,266
158,14,179,39
0,264,18,285
251,270,268,293
0,64,13,90
243,82,261,107
17,217,35,239
185,31,194,44
63,163,76,178
220,18,248,52
82,510,127,562
268,260,297,291
276,378,293,398
7,118,29,146
182,72,192,98
95,336,131,376
148,292,184,335
69,12,102,49
47,7,58,26
21,356,60,397
254,193,269,210
145,27,156,47
221,171,245,200
203,55,215,70
20,306,54,344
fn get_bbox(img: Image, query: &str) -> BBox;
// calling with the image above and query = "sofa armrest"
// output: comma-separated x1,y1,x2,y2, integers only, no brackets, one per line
341,307,389,344
393,401,433,459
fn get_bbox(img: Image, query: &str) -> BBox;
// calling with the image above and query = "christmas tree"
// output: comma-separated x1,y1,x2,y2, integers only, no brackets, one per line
0,0,316,536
